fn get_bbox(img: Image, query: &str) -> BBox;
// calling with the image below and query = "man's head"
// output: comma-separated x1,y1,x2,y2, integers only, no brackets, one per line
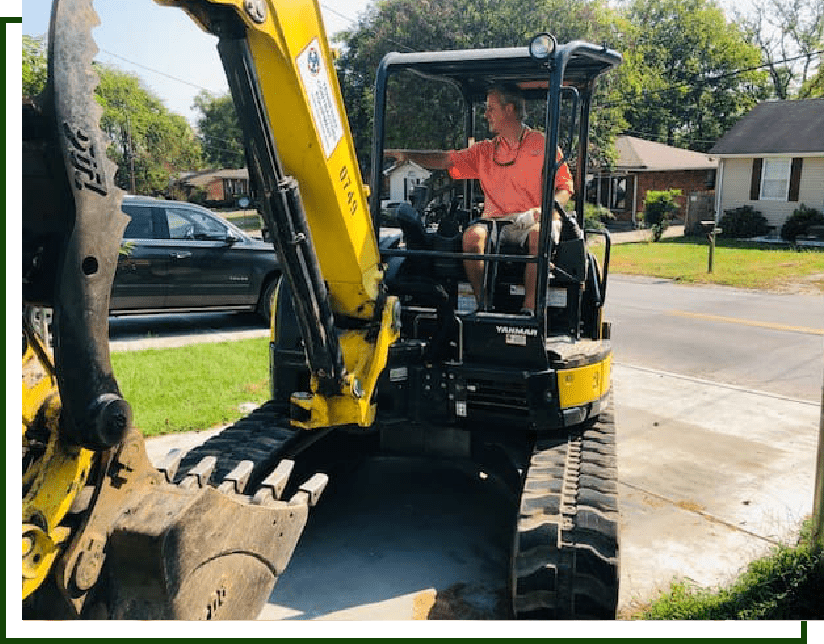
485,86,525,134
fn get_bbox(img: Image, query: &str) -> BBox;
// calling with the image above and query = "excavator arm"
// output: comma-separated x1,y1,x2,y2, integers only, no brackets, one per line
158,0,399,428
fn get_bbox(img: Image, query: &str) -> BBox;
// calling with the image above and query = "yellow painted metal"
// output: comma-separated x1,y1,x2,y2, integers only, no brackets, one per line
158,0,382,320
557,352,612,409
22,340,93,599
157,0,401,428
291,297,400,428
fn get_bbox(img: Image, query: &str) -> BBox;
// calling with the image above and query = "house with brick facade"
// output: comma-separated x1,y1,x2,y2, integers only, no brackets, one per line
709,99,824,234
173,168,250,207
586,135,719,228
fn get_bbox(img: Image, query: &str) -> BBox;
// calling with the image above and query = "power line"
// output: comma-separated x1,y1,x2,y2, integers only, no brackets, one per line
93,17,819,153
319,2,359,26
601,48,824,110
320,1,418,52
97,48,224,94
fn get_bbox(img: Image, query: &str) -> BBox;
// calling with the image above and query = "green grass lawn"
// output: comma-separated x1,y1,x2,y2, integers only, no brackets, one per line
110,337,271,436
597,237,824,293
222,210,264,232
631,520,824,620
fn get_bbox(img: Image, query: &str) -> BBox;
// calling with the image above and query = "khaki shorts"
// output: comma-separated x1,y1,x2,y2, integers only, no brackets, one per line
471,212,561,248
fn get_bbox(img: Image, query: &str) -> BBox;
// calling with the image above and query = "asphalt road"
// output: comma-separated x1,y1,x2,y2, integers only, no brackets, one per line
117,279,822,628
607,275,824,402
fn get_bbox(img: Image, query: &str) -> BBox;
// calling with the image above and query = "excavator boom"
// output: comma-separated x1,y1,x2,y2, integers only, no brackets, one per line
161,0,379,316
22,0,334,618
158,0,398,426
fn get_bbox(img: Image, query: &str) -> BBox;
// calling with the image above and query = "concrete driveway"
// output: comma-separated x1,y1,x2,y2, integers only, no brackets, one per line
141,360,821,621
613,364,820,613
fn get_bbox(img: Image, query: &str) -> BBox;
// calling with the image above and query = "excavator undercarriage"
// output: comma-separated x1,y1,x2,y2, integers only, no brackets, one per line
23,0,621,620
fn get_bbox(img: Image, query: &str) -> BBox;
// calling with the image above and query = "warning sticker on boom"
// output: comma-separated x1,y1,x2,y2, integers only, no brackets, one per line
297,39,344,158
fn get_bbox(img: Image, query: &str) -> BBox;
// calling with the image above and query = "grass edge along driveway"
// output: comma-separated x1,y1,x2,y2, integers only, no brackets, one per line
601,237,824,294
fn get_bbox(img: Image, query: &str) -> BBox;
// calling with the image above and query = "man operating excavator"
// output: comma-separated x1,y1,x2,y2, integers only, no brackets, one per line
387,85,573,313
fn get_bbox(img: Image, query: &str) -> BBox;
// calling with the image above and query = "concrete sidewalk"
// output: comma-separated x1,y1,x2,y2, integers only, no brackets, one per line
613,363,820,614
606,224,685,244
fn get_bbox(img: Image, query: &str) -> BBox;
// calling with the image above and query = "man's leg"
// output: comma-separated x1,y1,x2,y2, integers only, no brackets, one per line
463,223,488,305
523,224,540,312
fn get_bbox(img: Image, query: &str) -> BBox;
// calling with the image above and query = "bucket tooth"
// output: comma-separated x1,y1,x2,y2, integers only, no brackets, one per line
218,460,254,495
180,456,216,489
291,473,329,507
252,459,295,505
156,449,183,483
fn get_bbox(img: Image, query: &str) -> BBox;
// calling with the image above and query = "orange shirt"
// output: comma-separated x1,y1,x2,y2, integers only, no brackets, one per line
448,129,573,218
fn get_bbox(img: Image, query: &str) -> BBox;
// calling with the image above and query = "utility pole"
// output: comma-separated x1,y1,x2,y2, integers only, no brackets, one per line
812,358,824,549
126,114,136,194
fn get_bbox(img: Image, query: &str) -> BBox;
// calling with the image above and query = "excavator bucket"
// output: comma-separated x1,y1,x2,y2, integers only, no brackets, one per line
23,313,326,620
55,425,322,620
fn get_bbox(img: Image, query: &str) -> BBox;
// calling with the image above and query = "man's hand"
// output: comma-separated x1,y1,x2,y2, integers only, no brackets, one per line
555,189,571,208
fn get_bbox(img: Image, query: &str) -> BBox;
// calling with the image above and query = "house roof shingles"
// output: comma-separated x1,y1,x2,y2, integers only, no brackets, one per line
178,168,249,187
709,98,824,156
613,136,718,171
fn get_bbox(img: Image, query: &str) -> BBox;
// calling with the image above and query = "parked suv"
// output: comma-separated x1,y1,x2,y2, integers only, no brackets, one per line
111,196,280,323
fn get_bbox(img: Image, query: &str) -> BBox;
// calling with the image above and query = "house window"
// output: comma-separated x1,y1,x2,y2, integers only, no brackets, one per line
760,158,791,201
586,174,628,212
612,177,627,210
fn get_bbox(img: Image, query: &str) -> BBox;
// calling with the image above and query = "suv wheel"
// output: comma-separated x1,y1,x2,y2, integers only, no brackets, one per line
257,277,278,326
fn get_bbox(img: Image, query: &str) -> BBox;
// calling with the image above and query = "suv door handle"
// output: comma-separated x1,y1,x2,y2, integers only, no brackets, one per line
171,251,191,260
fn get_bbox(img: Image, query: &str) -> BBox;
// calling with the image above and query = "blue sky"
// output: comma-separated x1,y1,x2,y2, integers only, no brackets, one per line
20,0,753,126
22,0,372,124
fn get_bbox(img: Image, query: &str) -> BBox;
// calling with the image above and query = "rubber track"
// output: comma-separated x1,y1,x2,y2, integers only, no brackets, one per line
512,392,619,619
173,401,306,492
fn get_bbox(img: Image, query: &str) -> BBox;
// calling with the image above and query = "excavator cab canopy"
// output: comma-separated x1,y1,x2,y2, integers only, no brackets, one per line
370,38,622,229
370,37,621,329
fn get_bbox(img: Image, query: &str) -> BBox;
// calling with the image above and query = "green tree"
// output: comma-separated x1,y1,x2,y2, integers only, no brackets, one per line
22,37,203,194
621,0,768,152
334,0,626,174
192,91,246,169
644,188,681,241
95,64,203,195
22,34,47,97
799,65,824,97
735,0,823,99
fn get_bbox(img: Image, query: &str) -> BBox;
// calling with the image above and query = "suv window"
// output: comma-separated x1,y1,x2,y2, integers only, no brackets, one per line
166,207,226,239
122,205,155,239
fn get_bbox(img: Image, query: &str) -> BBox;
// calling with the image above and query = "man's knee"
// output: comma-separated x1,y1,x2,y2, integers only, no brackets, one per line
463,224,487,252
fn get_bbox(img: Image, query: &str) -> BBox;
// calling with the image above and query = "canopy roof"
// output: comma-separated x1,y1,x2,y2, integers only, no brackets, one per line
379,41,622,101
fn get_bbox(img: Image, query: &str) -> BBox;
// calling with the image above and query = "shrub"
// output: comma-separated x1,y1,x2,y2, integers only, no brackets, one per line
781,204,824,242
583,203,614,230
718,206,770,239
644,189,681,241
188,187,209,205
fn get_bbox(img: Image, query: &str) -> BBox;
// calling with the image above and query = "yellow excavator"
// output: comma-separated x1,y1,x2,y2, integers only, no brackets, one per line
23,0,621,619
